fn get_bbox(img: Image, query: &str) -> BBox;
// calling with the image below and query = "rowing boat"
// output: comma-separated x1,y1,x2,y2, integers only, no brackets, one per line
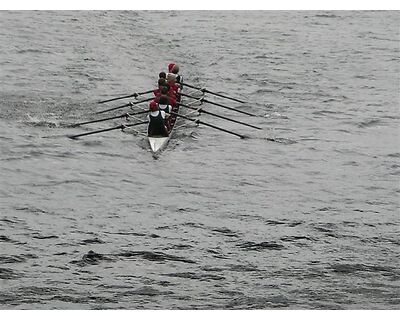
70,70,256,145
148,81,182,154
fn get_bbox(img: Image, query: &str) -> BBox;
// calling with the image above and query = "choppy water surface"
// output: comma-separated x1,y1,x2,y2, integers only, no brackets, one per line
0,11,399,309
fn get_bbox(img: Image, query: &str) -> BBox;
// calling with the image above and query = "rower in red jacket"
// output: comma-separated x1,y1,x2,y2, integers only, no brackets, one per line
158,86,176,107
153,78,167,97
166,73,180,94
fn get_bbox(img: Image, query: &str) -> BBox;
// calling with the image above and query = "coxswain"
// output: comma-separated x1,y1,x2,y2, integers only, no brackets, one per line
171,64,182,84
167,63,182,84
168,63,175,74
147,100,169,137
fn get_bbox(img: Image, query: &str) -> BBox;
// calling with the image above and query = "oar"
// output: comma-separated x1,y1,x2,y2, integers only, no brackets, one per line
68,121,148,140
96,97,153,115
171,112,246,139
69,110,148,127
178,82,245,103
178,103,262,130
180,93,255,117
98,89,154,104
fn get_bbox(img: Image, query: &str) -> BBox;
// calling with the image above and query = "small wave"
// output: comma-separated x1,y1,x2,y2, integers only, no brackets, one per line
315,13,338,18
164,272,225,281
15,206,48,214
264,112,289,119
280,235,314,242
206,249,228,259
0,254,37,264
170,244,193,250
226,294,290,309
23,115,60,128
229,264,261,272
266,137,297,145
330,263,395,274
254,54,269,59
118,250,196,264
0,267,22,279
358,118,383,128
0,217,25,225
312,109,342,116
70,250,114,266
211,227,239,238
387,152,400,158
181,222,206,229
237,241,284,251
264,219,286,225
79,238,105,245
313,226,339,238
0,235,19,243
116,286,173,297
16,48,52,54
32,235,59,240
0,255,26,264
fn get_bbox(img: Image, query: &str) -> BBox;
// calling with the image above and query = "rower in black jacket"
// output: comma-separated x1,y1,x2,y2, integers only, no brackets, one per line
147,100,169,137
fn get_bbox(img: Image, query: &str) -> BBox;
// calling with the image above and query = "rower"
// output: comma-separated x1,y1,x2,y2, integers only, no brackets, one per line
156,96,172,131
166,73,179,94
156,86,176,108
147,100,169,137
156,95,172,113
153,78,167,97
159,71,166,80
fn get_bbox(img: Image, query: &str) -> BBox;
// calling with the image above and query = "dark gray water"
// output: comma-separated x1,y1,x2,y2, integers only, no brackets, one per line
0,10,399,309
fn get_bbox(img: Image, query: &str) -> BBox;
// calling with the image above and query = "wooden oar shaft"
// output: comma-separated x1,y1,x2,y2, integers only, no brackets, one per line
180,82,202,91
204,89,245,104
202,98,254,117
180,93,255,117
178,103,261,130
98,89,154,104
179,82,245,103
71,110,148,127
96,97,153,115
68,121,148,139
171,112,246,139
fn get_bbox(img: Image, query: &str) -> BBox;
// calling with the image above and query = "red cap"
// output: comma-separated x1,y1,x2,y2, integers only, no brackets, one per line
149,100,158,111
168,63,175,72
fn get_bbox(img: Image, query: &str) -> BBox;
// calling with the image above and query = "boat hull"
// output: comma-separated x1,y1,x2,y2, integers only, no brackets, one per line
147,80,182,154
148,136,169,153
